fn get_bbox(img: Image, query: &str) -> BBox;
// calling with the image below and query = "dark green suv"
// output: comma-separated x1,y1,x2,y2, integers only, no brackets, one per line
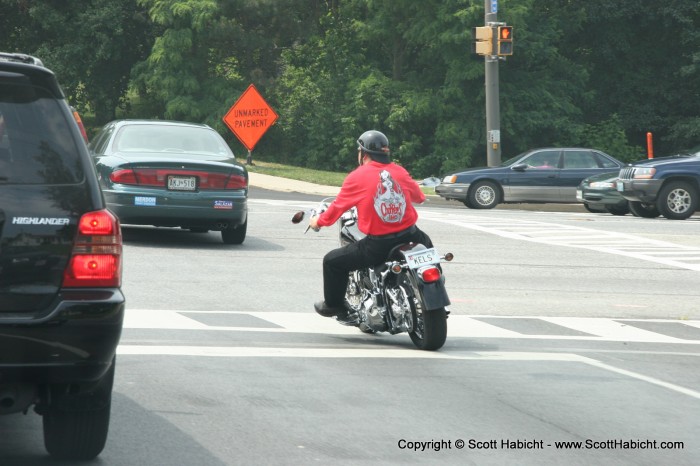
0,53,125,460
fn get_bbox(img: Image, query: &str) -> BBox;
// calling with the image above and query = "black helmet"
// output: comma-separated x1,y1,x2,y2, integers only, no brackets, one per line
357,130,390,162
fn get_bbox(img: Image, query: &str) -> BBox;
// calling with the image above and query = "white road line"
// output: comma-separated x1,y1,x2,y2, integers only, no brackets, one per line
114,346,700,400
540,317,686,344
123,309,700,344
420,212,700,271
126,309,210,330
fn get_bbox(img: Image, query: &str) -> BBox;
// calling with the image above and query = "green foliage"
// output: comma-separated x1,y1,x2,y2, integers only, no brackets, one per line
580,115,644,163
135,0,238,124
3,0,698,174
0,0,153,123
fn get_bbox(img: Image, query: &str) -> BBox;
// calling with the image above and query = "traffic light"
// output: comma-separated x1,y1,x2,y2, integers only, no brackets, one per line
497,26,513,56
472,26,494,56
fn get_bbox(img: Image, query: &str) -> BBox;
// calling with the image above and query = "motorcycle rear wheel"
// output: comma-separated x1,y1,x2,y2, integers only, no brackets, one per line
403,275,447,350
410,307,447,350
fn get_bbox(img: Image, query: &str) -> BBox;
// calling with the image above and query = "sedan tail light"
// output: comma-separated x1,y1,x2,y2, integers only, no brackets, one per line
63,209,122,288
109,169,247,190
110,169,138,185
225,174,247,189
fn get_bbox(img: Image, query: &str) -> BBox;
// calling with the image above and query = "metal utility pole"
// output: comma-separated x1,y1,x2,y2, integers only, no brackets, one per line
484,0,501,167
473,2,513,166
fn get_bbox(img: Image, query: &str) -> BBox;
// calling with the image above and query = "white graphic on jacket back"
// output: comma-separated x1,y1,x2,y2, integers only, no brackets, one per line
374,170,406,223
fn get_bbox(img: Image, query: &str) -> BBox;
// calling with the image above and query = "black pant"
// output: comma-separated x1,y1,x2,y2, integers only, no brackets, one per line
322,225,433,307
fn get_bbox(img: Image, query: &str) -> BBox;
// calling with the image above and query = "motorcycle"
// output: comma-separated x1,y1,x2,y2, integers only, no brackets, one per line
292,198,454,351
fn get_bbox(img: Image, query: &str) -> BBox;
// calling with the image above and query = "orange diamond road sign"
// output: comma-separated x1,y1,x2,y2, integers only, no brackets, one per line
223,84,278,151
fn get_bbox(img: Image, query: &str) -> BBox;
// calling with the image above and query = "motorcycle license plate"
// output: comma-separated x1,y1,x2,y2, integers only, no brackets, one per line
405,248,440,269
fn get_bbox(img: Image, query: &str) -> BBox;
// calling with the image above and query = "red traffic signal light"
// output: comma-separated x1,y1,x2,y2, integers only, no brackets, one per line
499,26,512,40
497,26,513,56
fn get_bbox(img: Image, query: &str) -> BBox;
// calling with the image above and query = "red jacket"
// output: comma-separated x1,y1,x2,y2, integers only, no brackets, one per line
318,161,425,235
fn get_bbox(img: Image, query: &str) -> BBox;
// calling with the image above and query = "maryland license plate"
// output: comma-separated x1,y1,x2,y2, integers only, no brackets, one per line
167,175,197,191
405,248,440,269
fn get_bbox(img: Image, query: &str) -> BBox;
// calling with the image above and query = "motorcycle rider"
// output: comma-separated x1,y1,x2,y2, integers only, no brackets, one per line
309,130,434,321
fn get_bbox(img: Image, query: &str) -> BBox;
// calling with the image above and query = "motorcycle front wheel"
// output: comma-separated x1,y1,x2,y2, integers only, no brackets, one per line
403,275,447,350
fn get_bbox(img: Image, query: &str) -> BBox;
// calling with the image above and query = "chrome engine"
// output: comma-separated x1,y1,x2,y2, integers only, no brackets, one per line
345,267,414,334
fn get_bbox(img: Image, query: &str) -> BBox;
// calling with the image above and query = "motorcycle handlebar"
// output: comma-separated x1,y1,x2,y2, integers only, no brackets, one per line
291,197,335,233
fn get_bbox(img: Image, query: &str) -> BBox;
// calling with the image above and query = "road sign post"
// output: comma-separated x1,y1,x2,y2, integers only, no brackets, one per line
223,84,278,165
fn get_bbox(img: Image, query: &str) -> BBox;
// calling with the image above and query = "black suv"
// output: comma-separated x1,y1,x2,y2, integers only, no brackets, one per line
617,152,700,220
0,53,124,459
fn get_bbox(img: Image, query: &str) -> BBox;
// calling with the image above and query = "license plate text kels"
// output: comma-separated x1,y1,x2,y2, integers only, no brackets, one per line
406,248,440,269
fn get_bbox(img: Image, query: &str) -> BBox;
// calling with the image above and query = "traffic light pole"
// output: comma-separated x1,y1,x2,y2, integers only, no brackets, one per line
485,0,501,167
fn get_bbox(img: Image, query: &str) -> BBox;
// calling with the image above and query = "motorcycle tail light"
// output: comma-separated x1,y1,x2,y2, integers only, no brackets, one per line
419,266,441,283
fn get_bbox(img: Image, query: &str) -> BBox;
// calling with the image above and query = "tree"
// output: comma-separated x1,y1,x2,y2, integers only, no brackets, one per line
0,0,153,125
561,0,700,155
272,0,487,177
133,0,238,126
5,0,697,172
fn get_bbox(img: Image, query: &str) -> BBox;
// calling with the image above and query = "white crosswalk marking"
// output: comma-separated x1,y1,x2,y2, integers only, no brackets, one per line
418,210,700,271
123,309,700,344
540,316,685,343
115,346,700,399
120,309,700,399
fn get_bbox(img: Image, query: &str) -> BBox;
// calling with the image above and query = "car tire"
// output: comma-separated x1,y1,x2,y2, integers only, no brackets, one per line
656,181,698,220
43,360,115,460
629,201,660,218
222,218,247,244
606,202,630,216
467,181,500,209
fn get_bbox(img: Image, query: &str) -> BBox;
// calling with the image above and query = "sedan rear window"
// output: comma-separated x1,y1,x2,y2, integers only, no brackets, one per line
0,84,83,185
562,150,599,169
113,125,232,156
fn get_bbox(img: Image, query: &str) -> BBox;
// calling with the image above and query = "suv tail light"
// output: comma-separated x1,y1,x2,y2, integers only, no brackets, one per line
63,209,122,288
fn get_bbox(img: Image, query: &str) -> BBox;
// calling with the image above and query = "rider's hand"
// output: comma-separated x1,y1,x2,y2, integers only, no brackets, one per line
309,215,321,232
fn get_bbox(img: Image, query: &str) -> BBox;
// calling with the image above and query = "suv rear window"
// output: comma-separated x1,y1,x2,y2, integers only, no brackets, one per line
0,83,83,184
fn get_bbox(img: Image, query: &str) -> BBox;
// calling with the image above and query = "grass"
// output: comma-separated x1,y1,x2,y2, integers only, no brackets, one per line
245,160,346,187
245,160,437,194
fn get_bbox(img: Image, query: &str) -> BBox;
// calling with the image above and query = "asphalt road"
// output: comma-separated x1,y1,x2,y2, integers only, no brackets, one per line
2,188,698,465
